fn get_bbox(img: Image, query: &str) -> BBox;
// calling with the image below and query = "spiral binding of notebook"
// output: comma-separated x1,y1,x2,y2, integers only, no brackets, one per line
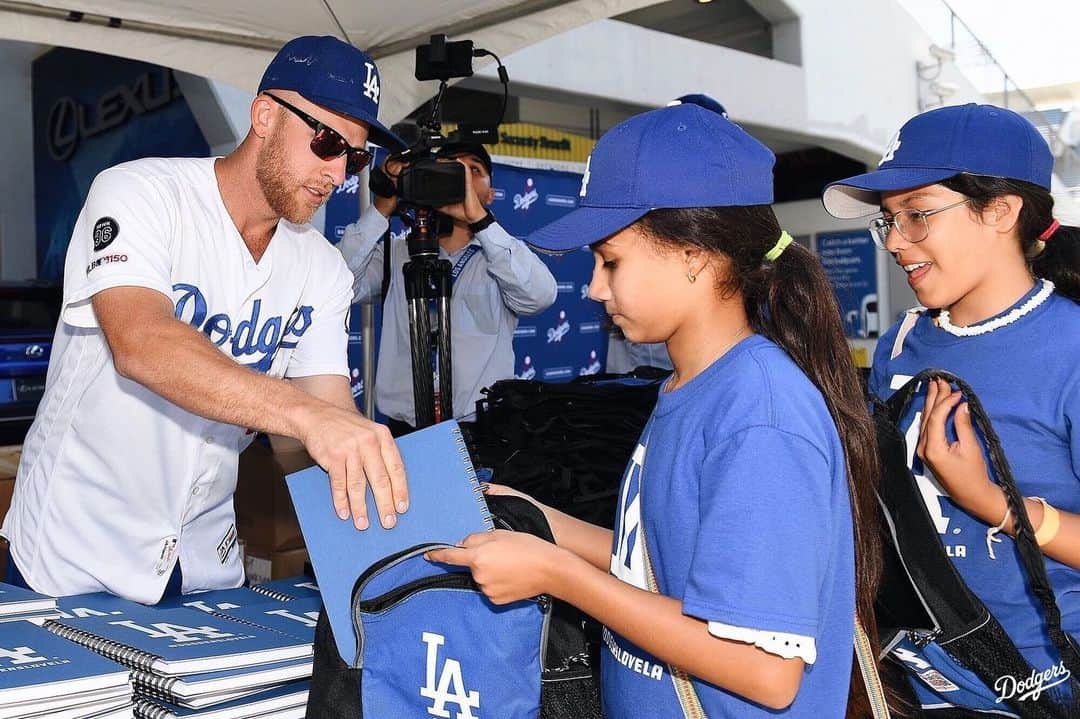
133,695,174,719
249,586,297,602
44,619,159,672
130,669,177,696
453,424,494,531
130,675,186,708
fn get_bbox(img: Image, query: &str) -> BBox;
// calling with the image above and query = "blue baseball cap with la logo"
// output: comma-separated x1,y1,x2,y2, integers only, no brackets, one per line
823,103,1053,218
527,97,775,252
259,35,403,150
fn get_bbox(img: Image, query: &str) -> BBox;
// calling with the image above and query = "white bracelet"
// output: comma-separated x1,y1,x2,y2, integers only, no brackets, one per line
986,506,1012,560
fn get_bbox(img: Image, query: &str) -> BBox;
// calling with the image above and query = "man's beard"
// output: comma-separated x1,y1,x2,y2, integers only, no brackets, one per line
255,132,322,225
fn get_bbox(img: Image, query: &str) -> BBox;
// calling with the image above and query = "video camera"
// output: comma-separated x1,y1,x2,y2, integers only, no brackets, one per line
380,34,509,429
369,34,508,229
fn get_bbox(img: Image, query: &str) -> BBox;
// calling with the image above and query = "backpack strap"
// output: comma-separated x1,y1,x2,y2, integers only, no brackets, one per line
886,371,1080,685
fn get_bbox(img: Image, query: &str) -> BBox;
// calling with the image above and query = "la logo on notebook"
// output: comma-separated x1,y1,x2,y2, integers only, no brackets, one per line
0,645,48,666
265,608,319,628
111,620,235,643
420,632,480,719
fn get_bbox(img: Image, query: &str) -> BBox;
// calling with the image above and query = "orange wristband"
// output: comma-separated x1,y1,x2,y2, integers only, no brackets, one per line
1030,497,1061,547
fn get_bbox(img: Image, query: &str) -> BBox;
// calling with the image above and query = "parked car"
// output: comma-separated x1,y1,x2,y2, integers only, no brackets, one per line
0,282,61,446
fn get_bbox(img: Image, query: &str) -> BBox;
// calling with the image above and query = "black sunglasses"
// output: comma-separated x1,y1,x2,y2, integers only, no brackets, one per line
263,93,373,175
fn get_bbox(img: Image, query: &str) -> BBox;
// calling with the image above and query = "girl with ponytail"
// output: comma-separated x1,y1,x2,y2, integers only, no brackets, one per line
824,103,1080,713
428,97,884,718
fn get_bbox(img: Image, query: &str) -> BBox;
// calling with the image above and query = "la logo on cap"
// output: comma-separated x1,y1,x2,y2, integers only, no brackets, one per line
579,156,592,198
879,130,902,167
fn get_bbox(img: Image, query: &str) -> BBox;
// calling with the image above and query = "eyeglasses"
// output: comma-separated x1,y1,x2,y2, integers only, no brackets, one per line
263,93,373,175
868,198,971,249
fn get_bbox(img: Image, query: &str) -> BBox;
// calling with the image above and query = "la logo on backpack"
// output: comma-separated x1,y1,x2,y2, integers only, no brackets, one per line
420,631,481,719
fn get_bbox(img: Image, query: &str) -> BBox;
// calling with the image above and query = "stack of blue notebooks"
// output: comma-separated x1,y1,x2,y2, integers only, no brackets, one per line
0,620,133,718
0,581,60,624
38,581,321,719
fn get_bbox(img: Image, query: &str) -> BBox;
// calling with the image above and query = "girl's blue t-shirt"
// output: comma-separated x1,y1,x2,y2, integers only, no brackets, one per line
602,334,856,718
869,287,1080,679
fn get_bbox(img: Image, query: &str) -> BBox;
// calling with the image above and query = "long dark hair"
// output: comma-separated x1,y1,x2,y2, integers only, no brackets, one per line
940,174,1080,301
637,206,886,716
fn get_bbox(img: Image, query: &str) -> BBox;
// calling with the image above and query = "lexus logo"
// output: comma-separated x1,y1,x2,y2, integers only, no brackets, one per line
45,67,180,162
25,345,44,359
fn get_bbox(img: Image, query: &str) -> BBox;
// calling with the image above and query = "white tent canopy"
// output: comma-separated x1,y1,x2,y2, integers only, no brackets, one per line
0,0,659,124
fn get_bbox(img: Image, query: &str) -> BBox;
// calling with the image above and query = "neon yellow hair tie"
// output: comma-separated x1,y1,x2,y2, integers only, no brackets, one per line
764,231,793,262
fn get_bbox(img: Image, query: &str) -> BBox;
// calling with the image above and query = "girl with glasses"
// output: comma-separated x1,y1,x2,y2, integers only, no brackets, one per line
824,103,1080,712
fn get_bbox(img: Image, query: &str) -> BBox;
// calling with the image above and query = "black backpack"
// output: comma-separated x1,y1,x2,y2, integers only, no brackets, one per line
304,494,602,719
873,369,1080,718
468,370,665,528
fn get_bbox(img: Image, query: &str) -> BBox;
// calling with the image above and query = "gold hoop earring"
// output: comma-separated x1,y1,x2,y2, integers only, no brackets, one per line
687,271,697,284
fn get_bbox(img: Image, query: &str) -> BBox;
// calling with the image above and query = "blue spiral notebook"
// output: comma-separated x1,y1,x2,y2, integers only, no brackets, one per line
248,577,319,602
218,597,321,644
43,604,311,676
286,419,493,663
0,621,130,708
157,587,276,614
0,581,56,617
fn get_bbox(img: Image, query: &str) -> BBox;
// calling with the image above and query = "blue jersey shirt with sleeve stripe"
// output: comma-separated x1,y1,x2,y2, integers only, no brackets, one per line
603,334,855,718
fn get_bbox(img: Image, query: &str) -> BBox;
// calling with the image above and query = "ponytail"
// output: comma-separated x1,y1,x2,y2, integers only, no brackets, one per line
636,207,886,716
940,175,1080,302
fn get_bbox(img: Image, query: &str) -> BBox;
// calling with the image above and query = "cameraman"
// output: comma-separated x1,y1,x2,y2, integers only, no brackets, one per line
338,143,557,436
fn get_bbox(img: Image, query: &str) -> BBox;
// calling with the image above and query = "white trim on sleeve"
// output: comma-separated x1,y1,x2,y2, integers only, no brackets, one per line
707,621,818,663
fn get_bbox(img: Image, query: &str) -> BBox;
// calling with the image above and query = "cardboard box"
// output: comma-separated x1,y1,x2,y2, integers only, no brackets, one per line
243,545,309,585
0,446,21,481
0,475,14,579
234,442,308,552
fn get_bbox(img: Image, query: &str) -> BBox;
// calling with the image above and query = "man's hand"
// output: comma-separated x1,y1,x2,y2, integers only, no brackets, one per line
437,159,488,225
372,158,404,218
288,375,408,530
295,401,408,529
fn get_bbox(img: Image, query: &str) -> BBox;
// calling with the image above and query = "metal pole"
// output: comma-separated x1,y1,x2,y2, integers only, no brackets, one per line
358,167,377,419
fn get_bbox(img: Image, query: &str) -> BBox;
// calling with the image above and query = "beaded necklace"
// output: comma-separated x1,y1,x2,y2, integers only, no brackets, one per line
937,279,1055,337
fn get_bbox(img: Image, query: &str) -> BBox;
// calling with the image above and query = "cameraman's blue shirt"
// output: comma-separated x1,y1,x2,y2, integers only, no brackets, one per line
339,206,556,425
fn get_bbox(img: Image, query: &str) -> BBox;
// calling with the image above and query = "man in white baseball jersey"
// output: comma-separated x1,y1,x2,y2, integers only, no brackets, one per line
0,36,410,604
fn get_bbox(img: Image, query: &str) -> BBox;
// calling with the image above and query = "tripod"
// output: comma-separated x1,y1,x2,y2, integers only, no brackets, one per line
402,209,454,428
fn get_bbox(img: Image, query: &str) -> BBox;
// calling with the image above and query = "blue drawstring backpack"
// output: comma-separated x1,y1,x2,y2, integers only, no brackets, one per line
305,494,602,719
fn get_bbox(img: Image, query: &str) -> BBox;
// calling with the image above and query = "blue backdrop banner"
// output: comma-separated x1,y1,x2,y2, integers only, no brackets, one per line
33,48,209,282
323,160,606,414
